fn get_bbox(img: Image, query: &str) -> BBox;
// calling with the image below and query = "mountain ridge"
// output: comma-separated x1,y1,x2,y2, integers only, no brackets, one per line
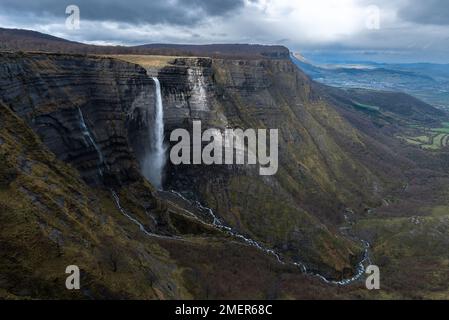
0,27,290,59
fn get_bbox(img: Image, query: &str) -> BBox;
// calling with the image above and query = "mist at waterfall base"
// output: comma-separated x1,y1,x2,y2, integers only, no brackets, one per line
141,77,166,190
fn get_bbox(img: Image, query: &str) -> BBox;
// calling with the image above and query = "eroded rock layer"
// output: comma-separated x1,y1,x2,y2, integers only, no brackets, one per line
0,52,155,186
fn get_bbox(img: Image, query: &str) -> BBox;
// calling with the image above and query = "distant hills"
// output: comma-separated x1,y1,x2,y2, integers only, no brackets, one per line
291,52,449,112
0,27,289,59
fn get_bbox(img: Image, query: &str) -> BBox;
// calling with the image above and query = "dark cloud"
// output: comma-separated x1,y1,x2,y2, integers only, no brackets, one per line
0,0,245,25
1,0,449,62
399,0,449,25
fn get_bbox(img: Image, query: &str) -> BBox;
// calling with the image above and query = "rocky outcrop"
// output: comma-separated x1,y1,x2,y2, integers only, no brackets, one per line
146,58,216,128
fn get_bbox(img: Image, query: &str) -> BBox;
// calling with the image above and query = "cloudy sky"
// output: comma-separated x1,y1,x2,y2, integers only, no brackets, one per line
0,0,448,62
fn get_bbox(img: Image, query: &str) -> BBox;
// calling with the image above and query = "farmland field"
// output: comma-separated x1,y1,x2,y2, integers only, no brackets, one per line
399,122,449,150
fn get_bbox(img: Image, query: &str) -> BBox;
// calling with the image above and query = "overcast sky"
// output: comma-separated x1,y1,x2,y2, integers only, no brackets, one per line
1,0,448,62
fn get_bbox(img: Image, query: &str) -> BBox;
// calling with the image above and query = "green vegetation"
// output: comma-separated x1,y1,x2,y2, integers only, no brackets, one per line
432,127,449,134
400,121,449,150
352,101,381,112
354,207,449,299
107,55,179,68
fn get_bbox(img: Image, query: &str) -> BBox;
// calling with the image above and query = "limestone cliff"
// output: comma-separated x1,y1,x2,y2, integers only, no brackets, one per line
152,57,385,277
0,52,155,187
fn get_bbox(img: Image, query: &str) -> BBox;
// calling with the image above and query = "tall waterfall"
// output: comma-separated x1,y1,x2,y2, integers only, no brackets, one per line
142,77,166,190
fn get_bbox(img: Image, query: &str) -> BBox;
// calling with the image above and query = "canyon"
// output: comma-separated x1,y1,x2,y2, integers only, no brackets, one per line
1,38,449,299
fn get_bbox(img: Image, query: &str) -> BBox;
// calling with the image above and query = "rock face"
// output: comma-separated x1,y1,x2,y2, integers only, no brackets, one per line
146,58,215,127
148,57,389,277
0,52,155,186
150,56,448,279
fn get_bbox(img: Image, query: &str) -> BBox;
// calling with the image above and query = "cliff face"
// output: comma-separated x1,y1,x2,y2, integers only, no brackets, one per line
149,57,391,277
146,58,215,128
0,52,155,187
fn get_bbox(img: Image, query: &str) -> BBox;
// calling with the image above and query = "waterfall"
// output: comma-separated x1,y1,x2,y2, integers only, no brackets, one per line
142,77,166,190
111,190,177,240
78,107,107,177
